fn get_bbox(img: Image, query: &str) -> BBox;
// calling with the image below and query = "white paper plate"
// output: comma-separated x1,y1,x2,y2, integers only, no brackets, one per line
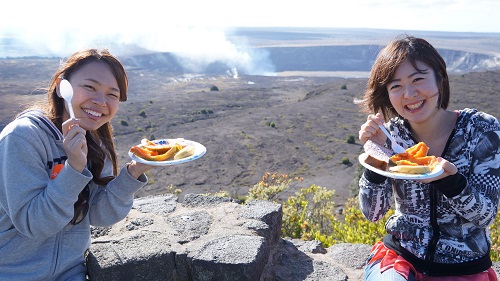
358,153,444,180
129,139,206,166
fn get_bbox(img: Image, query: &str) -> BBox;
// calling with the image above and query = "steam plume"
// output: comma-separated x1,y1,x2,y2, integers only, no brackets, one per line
0,26,275,75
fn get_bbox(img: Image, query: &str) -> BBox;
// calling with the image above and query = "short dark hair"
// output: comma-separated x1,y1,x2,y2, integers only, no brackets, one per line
359,35,450,121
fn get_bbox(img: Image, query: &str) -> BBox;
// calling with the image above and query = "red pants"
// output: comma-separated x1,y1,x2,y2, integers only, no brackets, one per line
367,242,498,281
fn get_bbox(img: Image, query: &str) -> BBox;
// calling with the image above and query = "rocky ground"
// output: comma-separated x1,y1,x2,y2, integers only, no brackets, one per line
1,57,499,209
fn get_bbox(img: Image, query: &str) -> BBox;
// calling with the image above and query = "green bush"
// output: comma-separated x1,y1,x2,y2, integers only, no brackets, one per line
281,184,336,243
329,198,391,245
340,157,350,165
346,134,356,144
247,172,302,202
120,120,129,126
489,211,500,261
246,171,500,261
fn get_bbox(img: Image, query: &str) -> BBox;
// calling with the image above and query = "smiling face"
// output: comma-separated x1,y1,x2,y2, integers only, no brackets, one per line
386,60,440,124
60,61,121,131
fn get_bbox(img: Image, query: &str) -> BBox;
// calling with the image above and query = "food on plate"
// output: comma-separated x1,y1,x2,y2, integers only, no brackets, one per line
129,139,194,161
362,140,394,171
362,140,439,175
141,139,175,154
388,142,438,174
389,165,433,174
174,145,196,160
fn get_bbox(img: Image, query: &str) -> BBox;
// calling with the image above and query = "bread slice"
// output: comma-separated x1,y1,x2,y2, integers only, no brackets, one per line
363,140,394,171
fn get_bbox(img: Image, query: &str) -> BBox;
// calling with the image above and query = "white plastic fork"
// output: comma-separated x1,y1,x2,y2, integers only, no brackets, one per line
378,125,406,153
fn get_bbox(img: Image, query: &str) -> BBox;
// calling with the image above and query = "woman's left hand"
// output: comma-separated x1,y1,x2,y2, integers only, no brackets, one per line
420,157,458,183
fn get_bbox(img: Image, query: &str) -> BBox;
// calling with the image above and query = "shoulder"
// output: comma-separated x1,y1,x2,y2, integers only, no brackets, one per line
1,114,41,139
0,110,60,145
458,108,499,133
2,110,61,139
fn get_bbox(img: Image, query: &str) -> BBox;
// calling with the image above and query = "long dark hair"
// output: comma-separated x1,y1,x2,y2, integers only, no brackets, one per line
45,49,128,185
358,35,450,121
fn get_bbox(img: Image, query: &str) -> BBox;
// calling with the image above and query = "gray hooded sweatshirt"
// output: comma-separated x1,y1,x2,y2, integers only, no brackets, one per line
0,110,148,280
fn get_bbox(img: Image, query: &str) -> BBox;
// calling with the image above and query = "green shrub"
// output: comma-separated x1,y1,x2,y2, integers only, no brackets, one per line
164,184,182,195
139,110,146,117
204,190,232,198
281,185,390,247
341,84,347,90
246,171,500,261
329,198,392,245
489,210,500,261
281,184,336,243
120,120,129,126
340,157,350,165
247,172,302,202
346,134,356,144
210,85,219,91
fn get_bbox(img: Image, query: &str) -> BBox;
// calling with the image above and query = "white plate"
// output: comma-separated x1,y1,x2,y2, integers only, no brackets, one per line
358,153,444,180
129,139,206,166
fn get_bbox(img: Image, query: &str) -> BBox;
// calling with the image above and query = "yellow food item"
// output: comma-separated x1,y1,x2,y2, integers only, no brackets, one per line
389,165,431,174
174,145,196,160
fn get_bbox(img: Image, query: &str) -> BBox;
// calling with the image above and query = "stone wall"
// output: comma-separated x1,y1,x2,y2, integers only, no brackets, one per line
86,193,500,281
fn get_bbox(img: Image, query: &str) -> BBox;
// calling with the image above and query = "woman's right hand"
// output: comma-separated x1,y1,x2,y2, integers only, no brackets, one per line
62,118,88,172
359,113,387,145
126,160,155,179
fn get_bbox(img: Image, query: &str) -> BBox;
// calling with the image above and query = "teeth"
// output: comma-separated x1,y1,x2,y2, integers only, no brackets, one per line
406,101,424,110
84,109,102,117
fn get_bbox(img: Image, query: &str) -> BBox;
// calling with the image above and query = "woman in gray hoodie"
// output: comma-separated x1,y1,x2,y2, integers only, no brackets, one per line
0,49,155,280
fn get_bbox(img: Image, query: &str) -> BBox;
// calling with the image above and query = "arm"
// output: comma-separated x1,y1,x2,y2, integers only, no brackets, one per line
358,113,394,221
431,130,500,228
0,123,92,238
358,169,394,222
87,162,148,227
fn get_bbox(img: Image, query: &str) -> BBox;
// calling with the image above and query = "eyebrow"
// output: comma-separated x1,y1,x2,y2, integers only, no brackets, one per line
389,68,429,84
85,78,120,93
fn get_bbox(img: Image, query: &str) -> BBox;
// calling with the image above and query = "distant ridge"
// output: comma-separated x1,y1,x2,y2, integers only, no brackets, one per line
2,27,499,76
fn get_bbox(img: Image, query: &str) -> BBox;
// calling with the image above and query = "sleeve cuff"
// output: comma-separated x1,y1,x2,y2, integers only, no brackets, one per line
431,173,467,198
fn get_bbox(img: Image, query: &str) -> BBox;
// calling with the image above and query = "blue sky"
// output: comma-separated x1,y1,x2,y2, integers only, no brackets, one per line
3,0,499,33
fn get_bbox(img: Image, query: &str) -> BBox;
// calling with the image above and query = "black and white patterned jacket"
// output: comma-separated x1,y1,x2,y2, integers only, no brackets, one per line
359,108,500,276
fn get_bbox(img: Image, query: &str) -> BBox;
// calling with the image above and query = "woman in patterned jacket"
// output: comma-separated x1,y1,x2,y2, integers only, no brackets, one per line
357,35,500,280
